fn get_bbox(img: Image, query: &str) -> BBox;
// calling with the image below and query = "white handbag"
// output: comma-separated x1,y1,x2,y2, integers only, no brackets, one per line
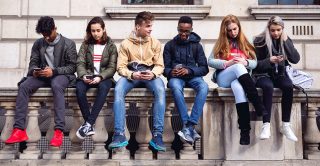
286,65,313,89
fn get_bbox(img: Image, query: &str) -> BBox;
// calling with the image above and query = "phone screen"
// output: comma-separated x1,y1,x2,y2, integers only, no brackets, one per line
34,68,41,71
85,75,94,80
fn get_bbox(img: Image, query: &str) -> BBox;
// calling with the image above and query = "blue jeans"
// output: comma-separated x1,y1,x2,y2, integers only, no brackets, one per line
168,77,208,126
216,64,248,104
113,77,166,135
76,79,113,125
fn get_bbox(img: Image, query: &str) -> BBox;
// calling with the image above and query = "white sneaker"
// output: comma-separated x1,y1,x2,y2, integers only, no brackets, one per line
280,122,298,142
260,122,271,140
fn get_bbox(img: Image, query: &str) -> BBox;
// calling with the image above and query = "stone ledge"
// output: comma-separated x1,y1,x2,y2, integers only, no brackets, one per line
104,5,211,20
1,159,320,166
249,5,320,20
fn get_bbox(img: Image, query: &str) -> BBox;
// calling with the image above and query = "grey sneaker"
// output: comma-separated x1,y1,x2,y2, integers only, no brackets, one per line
193,128,201,141
178,127,194,145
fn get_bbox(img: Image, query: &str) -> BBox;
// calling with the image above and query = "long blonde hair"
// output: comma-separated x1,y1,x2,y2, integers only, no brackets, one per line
213,14,255,60
254,16,286,58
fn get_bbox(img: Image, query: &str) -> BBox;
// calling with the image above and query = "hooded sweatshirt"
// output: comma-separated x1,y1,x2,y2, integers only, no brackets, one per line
163,32,209,79
117,31,164,80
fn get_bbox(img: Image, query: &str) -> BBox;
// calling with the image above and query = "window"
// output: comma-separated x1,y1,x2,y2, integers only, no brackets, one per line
122,0,194,5
259,0,320,5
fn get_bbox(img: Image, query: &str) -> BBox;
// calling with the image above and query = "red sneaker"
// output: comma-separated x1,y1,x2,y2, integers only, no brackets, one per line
49,129,63,147
5,128,28,144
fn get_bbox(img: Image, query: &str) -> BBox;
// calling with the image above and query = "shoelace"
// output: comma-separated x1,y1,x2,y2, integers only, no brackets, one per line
82,124,91,133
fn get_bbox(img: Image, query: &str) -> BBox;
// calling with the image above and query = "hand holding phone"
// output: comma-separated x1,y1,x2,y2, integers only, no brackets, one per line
174,64,183,69
85,75,94,80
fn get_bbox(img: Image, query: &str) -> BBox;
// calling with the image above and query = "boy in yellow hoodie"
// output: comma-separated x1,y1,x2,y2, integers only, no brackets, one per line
108,11,166,152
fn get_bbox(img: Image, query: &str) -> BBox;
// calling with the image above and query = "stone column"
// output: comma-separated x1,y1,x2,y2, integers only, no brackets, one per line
112,103,130,160
0,102,17,159
134,103,153,160
304,106,320,159
158,103,175,160
43,104,63,159
20,102,41,159
180,102,198,160
66,104,86,159
89,108,109,160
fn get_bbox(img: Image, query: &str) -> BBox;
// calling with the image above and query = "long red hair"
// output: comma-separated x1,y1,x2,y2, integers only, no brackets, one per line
213,14,256,60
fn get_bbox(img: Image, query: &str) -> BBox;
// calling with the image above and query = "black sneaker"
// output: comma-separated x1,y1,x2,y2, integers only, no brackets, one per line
178,127,194,145
149,133,166,152
87,125,95,136
76,122,91,139
108,132,128,150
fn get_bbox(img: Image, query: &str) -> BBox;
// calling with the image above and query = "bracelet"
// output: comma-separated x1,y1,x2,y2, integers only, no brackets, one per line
245,60,249,67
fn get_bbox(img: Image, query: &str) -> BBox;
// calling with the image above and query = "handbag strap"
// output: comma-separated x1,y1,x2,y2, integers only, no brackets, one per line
294,85,309,113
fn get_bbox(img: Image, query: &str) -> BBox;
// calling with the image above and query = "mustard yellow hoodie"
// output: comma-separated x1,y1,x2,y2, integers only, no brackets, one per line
117,31,164,80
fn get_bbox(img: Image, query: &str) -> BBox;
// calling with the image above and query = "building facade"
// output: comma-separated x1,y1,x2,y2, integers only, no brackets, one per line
0,0,319,88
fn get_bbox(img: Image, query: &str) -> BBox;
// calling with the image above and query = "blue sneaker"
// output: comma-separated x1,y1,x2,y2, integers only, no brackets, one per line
149,133,166,152
178,127,194,145
108,132,128,150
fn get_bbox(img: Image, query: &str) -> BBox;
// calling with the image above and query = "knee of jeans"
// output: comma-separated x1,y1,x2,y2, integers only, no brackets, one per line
153,87,165,100
114,87,126,100
98,81,112,91
197,83,209,94
169,85,183,94
51,81,65,91
232,64,247,74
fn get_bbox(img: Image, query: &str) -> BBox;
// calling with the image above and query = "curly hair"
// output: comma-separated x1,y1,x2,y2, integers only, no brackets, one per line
135,11,154,26
84,17,108,45
214,14,255,60
36,16,55,34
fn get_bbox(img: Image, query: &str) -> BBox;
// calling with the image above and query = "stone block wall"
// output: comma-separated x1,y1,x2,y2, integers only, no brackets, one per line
0,0,319,88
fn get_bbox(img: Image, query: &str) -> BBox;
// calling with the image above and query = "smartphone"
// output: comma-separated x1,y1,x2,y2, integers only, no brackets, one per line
140,71,148,75
85,75,94,80
174,64,183,69
34,68,42,71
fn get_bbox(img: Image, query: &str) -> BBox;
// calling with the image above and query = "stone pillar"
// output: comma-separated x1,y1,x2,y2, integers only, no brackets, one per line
20,102,41,159
158,103,175,160
134,103,153,160
180,102,198,160
66,104,86,159
43,105,63,160
0,102,17,159
112,103,131,160
89,108,109,160
304,106,320,159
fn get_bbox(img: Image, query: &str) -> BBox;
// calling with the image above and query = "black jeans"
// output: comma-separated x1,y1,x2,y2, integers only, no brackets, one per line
76,79,113,125
14,75,69,131
255,75,293,123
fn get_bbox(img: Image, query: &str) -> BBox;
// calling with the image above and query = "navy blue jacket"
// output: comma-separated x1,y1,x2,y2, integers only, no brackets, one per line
163,32,209,79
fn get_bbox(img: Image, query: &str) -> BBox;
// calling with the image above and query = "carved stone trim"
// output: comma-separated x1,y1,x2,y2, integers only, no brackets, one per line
249,5,320,20
105,5,211,20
